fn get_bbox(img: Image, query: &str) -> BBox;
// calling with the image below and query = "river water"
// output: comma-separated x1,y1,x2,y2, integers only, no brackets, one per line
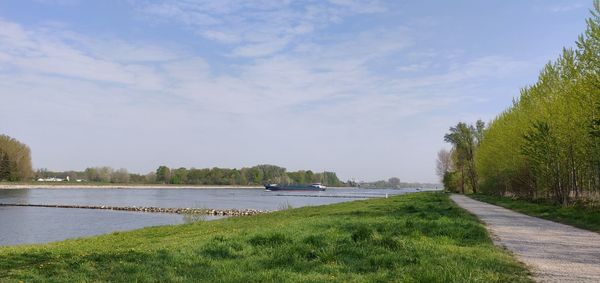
0,187,432,246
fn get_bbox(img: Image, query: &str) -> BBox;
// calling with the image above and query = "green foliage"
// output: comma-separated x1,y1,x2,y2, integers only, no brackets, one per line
169,167,188,184
442,171,459,193
156,166,170,184
0,134,33,181
455,1,600,206
150,165,344,186
29,164,344,186
443,121,483,193
0,193,531,282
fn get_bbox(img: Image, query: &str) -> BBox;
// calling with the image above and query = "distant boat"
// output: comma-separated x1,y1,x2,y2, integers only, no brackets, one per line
264,183,326,191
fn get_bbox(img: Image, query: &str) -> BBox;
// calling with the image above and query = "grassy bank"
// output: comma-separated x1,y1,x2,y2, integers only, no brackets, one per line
0,193,530,282
470,194,600,233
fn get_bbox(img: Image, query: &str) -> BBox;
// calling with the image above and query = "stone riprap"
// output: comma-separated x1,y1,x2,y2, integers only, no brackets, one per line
0,203,268,216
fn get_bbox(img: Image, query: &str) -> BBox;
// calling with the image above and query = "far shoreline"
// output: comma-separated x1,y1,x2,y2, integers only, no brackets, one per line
0,183,365,190
0,183,264,190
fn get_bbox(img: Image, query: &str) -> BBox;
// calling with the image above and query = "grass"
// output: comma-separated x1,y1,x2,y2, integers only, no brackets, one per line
0,193,530,282
470,194,600,233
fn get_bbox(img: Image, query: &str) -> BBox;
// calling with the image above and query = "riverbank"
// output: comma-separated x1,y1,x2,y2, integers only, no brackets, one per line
0,183,265,189
0,183,371,190
470,194,600,233
0,192,530,282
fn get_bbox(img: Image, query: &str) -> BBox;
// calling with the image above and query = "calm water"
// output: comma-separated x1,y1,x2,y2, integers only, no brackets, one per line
0,187,433,246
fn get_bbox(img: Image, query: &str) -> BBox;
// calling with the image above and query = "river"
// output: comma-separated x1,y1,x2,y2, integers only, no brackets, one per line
0,187,433,246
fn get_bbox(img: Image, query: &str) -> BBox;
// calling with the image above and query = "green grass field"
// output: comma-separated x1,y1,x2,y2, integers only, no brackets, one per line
470,194,600,233
0,193,530,282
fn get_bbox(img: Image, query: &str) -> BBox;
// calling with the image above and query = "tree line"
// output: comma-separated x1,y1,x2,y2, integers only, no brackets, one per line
154,164,343,186
0,135,33,181
357,177,439,189
439,1,600,206
36,164,344,186
0,134,346,186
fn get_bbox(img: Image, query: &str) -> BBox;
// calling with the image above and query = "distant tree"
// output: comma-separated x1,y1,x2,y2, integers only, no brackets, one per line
111,168,130,183
0,135,33,181
170,167,188,184
98,167,113,183
128,173,147,183
388,177,401,188
35,168,50,179
0,150,10,180
145,171,157,183
84,167,113,182
305,170,315,183
287,171,306,184
87,168,97,182
156,166,170,184
346,179,358,187
249,167,264,184
85,167,99,182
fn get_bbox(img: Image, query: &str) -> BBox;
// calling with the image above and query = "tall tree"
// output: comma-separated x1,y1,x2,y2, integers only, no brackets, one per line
471,1,600,205
444,121,482,193
0,135,33,181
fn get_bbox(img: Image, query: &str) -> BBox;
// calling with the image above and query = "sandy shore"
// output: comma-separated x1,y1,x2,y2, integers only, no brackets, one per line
0,184,264,189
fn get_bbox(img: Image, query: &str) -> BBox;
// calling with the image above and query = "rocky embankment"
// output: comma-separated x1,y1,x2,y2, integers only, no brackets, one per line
0,203,268,216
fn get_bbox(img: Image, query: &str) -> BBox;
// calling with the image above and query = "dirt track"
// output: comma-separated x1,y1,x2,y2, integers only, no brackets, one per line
451,194,600,283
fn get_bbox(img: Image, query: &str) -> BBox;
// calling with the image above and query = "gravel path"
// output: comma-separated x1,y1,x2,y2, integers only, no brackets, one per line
451,194,600,283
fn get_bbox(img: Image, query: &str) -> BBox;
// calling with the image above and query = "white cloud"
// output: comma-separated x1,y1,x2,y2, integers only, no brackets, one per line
546,3,585,13
0,8,534,182
232,37,292,58
200,30,241,44
0,19,179,88
136,0,386,57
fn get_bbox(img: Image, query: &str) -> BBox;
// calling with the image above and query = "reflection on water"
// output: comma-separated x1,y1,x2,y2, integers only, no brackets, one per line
0,187,436,246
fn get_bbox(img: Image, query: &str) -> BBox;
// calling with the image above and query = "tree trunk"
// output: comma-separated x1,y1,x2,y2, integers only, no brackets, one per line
460,166,465,194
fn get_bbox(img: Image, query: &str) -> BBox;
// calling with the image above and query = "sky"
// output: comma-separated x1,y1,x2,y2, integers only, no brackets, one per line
0,0,593,183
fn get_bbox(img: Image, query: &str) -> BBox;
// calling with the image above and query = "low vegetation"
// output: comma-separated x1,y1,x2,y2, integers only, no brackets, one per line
0,193,530,282
470,194,600,233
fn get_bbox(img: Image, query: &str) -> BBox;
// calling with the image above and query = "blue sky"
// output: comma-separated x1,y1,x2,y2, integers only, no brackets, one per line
0,0,593,182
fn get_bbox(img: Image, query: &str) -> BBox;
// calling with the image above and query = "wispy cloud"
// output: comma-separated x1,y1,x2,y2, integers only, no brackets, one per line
0,14,530,134
137,0,385,58
0,1,542,182
546,3,585,13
